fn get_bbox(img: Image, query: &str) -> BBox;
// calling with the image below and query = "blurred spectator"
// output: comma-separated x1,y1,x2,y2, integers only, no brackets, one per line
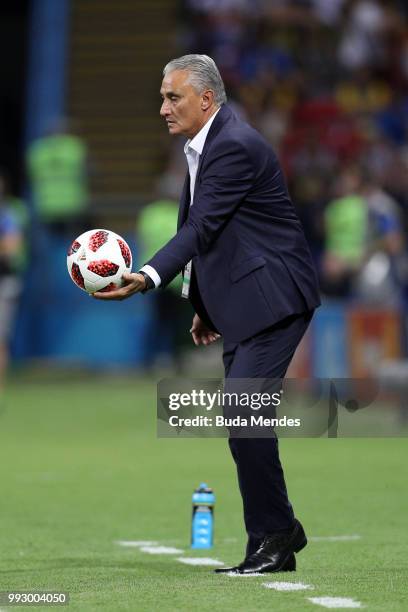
321,164,406,303
187,0,252,13
0,169,28,272
137,197,191,372
26,118,88,236
361,129,408,200
335,68,392,115
354,169,406,304
338,0,394,71
311,0,346,25
321,166,367,297
0,170,25,400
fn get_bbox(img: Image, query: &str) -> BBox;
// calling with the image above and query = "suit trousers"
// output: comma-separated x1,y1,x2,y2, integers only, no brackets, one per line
222,310,313,556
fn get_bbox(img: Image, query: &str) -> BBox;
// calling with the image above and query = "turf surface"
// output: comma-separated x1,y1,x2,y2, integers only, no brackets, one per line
0,375,406,610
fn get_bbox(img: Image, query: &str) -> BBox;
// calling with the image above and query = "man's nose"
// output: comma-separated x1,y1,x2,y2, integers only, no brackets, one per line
160,100,170,116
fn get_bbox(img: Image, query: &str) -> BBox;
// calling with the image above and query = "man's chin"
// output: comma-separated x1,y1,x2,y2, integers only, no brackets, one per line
167,123,181,135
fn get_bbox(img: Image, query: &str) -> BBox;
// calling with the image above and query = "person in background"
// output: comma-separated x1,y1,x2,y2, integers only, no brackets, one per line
0,170,25,402
321,166,368,297
321,164,406,303
26,118,88,237
354,168,406,305
137,197,191,372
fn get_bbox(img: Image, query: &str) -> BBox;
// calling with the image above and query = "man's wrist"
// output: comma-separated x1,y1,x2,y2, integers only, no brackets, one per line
137,270,155,293
139,264,161,287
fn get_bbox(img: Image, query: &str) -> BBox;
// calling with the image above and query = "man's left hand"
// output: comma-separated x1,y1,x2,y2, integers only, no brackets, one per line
190,314,221,346
92,272,146,300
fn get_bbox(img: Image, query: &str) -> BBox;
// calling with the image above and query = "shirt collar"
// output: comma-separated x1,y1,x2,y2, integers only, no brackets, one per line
184,107,221,156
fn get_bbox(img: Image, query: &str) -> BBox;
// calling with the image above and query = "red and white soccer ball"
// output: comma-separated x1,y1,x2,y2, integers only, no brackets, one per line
67,229,133,293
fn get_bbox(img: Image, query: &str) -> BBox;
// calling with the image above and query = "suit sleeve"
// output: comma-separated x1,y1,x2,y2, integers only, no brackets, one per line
145,139,254,287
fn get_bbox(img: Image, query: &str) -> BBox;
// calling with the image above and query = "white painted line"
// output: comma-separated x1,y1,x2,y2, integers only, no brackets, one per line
310,535,361,542
308,597,364,608
263,581,313,591
223,537,238,543
227,572,262,577
177,557,225,566
140,545,184,555
116,540,158,547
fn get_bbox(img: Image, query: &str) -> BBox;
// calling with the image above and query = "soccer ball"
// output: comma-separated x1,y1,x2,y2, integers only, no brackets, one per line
67,229,133,293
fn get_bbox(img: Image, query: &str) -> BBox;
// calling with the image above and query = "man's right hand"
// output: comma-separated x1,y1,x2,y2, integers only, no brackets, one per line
190,314,221,346
91,272,146,300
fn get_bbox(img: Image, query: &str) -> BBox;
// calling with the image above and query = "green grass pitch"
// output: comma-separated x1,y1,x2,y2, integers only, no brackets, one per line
0,375,406,611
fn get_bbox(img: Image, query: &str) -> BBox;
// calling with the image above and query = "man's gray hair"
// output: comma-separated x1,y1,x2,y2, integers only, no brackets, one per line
163,54,227,106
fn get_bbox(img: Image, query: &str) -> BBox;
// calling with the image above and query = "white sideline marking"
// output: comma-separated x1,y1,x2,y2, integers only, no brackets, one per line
263,581,313,591
116,540,158,547
223,537,238,543
140,545,184,554
310,535,361,542
177,557,224,566
308,597,364,608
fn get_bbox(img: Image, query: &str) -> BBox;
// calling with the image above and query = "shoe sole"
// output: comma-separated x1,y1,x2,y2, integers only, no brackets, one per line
242,560,295,575
217,556,296,575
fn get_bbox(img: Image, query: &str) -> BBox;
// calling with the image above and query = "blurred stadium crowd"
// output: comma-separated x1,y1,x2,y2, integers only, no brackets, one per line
169,0,408,306
151,0,408,372
1,0,408,374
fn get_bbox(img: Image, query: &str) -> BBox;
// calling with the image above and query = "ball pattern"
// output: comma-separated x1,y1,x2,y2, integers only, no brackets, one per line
88,230,109,252
117,239,132,268
87,260,119,277
71,262,85,289
67,240,81,256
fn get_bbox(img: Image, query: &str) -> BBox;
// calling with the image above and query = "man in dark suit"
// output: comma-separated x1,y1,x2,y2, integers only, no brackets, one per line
94,54,320,574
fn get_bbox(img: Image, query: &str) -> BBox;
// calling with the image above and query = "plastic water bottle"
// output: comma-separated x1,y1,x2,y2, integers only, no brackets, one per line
191,483,215,549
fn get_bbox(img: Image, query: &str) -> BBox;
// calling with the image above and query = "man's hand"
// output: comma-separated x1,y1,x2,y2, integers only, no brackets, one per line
190,314,221,346
92,272,146,300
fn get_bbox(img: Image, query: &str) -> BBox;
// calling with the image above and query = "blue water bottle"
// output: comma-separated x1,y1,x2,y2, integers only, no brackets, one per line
191,483,215,549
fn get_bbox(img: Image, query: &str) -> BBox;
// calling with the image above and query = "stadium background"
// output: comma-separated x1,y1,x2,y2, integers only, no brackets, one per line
1,0,407,374
0,1,407,610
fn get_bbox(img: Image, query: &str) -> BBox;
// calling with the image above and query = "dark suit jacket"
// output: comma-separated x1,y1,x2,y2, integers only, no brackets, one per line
147,104,320,343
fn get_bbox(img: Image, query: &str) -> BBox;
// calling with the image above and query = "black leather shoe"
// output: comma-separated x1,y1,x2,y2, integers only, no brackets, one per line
235,519,306,574
214,552,296,574
214,565,240,574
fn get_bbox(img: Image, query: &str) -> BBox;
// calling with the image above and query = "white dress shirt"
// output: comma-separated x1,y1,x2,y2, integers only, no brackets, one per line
140,108,221,288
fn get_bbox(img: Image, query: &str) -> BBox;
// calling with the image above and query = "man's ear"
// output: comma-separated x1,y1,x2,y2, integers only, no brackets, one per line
201,90,215,111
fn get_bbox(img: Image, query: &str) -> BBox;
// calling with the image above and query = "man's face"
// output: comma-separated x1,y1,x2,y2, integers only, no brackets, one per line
160,69,208,139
